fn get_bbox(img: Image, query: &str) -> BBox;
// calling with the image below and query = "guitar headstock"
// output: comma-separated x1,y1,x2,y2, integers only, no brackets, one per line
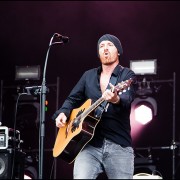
115,78,133,95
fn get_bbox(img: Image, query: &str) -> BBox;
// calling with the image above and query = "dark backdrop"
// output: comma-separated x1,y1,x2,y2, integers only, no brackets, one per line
0,1,180,179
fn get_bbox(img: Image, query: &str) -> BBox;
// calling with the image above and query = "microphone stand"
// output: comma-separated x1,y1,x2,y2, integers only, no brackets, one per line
38,33,64,179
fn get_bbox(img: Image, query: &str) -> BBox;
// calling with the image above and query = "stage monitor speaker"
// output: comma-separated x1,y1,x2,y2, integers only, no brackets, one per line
0,148,25,179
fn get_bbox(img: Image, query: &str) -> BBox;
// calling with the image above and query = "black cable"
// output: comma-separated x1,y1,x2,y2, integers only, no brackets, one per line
11,92,27,179
49,158,55,179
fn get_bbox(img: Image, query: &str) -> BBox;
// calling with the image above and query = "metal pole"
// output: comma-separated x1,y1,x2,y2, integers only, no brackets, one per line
54,76,60,179
39,34,54,179
172,72,176,179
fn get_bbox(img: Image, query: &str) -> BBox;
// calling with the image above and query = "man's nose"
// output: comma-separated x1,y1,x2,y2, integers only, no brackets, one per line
104,44,109,51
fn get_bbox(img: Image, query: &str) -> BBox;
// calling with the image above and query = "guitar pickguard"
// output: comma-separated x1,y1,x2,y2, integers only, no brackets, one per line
71,108,85,132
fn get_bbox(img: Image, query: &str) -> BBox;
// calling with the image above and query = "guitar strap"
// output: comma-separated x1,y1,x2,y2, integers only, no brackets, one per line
94,74,119,119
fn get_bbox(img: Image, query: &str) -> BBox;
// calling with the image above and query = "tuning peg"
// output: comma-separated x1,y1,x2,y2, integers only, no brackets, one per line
119,92,122,95
123,89,126,93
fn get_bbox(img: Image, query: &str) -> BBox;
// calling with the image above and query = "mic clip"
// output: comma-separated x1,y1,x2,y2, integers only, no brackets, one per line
54,33,69,44
25,86,42,96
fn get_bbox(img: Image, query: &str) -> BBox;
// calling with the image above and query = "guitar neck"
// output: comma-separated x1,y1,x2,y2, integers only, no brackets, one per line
77,78,133,120
81,97,105,118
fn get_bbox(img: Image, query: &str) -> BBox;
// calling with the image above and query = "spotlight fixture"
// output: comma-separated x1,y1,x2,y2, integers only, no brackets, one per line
131,97,157,125
15,65,41,81
130,59,157,75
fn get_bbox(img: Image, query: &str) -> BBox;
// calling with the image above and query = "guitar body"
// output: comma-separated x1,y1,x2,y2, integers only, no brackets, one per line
53,99,100,164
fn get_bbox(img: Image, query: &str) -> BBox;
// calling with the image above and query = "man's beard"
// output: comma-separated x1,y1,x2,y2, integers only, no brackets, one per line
100,57,117,65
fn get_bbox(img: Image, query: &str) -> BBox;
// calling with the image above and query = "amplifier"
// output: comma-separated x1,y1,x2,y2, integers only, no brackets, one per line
0,126,8,149
0,126,22,149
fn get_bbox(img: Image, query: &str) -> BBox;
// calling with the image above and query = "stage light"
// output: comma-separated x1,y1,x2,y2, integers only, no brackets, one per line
129,63,158,140
15,65,41,81
130,96,157,141
24,155,38,179
131,97,157,125
24,166,37,179
131,75,157,125
130,59,157,75
134,102,153,125
133,173,162,179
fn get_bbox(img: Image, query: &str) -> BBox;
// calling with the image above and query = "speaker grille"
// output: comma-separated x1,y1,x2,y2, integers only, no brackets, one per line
0,149,25,179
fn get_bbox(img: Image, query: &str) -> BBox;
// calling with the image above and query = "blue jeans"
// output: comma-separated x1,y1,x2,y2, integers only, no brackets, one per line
73,138,134,179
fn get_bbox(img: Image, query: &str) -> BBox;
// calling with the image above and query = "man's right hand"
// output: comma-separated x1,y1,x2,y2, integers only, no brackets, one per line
55,112,67,128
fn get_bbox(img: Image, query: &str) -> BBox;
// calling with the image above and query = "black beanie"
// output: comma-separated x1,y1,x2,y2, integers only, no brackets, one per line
97,34,123,57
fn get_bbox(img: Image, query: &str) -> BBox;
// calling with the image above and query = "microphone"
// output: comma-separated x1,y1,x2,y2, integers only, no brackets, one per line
54,33,69,43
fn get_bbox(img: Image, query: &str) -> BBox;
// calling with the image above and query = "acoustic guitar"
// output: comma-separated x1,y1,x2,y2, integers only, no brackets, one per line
53,78,133,163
